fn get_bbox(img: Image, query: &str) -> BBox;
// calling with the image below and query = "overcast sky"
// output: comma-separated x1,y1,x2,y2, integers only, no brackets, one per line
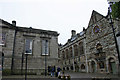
0,0,109,44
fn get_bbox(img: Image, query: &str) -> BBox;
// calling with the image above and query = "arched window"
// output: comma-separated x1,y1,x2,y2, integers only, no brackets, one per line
99,61,104,69
96,43,103,53
71,66,73,70
74,45,78,56
81,64,85,69
79,42,84,55
67,67,69,70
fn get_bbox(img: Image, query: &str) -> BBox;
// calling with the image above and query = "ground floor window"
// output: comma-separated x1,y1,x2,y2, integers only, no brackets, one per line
71,66,73,70
99,61,104,69
81,64,85,69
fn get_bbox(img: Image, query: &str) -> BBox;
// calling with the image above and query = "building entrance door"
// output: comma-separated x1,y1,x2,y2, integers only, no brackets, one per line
109,58,117,74
91,61,96,73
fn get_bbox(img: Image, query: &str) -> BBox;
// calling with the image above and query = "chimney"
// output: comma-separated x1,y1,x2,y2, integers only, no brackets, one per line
83,27,86,31
71,30,76,37
12,20,16,26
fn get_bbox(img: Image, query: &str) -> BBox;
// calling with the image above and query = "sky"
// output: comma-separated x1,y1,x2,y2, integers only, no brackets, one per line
0,0,109,44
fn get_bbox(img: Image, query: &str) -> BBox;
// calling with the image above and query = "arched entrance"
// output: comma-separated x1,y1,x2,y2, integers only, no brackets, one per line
91,61,96,73
108,58,117,74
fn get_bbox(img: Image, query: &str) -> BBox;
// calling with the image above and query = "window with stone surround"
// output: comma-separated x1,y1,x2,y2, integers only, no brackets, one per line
41,39,49,55
96,43,103,53
25,38,33,54
69,47,72,58
79,42,84,55
99,61,104,69
0,33,6,46
81,64,85,69
74,44,78,56
66,49,69,59
62,51,65,60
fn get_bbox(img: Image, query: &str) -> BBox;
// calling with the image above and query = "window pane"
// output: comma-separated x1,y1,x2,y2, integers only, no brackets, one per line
25,38,32,54
42,40,49,55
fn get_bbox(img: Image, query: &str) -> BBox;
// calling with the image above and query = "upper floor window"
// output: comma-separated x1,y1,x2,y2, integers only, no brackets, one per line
69,47,72,58
79,42,84,54
62,51,65,60
41,39,49,55
66,49,69,59
25,38,33,54
96,43,103,53
74,45,78,56
93,25,100,34
0,33,6,46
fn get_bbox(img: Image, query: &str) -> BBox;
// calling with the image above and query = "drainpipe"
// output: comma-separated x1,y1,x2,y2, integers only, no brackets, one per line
72,45,75,72
11,20,17,74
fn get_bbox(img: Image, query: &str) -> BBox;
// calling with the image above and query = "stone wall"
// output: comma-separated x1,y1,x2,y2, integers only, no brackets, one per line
1,20,59,75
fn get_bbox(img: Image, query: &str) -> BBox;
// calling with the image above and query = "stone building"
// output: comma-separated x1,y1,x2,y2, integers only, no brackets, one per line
86,10,120,74
0,19,59,74
59,29,87,72
59,10,120,74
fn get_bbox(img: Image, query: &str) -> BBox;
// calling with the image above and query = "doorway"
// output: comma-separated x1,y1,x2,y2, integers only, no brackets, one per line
91,61,96,73
108,58,117,74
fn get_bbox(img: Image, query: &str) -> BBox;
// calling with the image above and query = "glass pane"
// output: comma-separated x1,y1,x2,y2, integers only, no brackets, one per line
42,40,49,55
25,38,32,54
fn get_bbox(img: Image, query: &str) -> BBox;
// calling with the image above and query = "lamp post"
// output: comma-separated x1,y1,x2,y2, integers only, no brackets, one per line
45,40,48,76
108,1,120,74
25,54,28,80
2,53,4,70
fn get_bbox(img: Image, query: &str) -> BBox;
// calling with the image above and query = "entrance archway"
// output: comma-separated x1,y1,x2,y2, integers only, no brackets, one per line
108,58,117,74
91,61,96,73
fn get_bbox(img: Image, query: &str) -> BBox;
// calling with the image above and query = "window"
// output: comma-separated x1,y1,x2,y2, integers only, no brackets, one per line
81,64,85,69
25,38,33,54
99,61,104,69
96,43,103,53
69,47,72,58
41,39,49,55
74,45,78,56
0,33,6,46
66,49,69,59
62,51,65,59
79,42,84,54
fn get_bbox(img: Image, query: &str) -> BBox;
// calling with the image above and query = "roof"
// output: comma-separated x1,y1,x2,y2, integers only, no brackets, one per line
0,19,59,36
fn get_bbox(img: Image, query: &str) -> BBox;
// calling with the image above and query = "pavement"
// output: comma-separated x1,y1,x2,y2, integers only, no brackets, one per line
64,71,120,80
1,71,120,80
2,75,60,80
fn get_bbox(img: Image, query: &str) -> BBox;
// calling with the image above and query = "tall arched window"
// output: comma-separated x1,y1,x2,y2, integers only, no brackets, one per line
66,49,69,59
79,42,84,54
74,45,78,56
96,43,103,53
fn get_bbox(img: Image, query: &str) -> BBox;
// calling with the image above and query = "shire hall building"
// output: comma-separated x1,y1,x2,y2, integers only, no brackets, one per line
59,10,120,74
0,19,59,75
